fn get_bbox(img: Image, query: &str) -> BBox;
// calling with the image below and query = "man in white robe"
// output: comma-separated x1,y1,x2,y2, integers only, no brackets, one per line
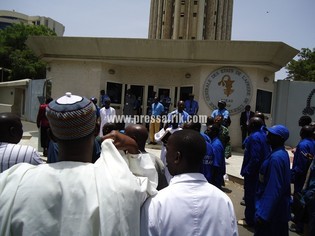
0,92,157,236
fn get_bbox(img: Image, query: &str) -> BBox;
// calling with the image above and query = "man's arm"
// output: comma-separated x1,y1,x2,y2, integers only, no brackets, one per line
101,131,158,195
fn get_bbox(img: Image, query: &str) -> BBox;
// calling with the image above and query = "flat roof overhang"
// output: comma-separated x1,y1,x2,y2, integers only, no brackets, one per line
26,36,299,72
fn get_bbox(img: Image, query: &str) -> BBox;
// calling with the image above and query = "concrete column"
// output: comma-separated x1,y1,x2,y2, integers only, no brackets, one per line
162,0,173,39
173,0,181,39
226,0,233,40
148,0,158,39
216,0,224,40
196,0,206,40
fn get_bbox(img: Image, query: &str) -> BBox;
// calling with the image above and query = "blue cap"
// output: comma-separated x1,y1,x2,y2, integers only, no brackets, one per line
265,125,289,141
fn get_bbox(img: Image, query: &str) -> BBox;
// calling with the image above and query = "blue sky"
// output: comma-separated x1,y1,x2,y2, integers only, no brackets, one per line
2,0,315,79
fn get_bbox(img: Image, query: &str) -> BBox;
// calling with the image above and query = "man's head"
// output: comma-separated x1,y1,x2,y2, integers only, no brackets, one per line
298,115,312,127
90,97,98,105
177,100,185,112
47,92,96,141
188,93,194,101
183,120,201,132
0,113,23,144
125,124,148,152
166,129,206,176
248,117,263,134
206,123,221,140
254,111,266,125
264,125,289,149
46,92,96,162
102,122,118,136
245,105,251,112
104,98,111,109
218,100,226,110
206,116,214,126
300,125,314,139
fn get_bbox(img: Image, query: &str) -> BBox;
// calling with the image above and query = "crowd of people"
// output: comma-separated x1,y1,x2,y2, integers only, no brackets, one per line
0,90,315,236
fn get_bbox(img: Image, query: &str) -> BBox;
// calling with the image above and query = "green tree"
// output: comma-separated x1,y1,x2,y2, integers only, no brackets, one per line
0,23,56,81
286,48,315,82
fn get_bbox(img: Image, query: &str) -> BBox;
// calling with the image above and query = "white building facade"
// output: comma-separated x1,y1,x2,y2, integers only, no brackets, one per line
25,36,298,148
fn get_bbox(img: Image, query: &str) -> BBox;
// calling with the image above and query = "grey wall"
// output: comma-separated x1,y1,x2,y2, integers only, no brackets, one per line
274,80,315,147
26,79,46,122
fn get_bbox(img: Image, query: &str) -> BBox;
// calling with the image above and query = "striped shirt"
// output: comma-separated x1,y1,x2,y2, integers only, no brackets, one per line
0,142,43,173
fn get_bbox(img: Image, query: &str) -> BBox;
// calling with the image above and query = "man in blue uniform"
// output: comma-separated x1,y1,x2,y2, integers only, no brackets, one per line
207,124,225,189
290,125,315,233
184,93,199,116
254,125,291,236
239,117,271,227
211,100,230,127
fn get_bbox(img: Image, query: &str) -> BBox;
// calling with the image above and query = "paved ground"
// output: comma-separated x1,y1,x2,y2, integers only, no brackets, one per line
20,121,299,236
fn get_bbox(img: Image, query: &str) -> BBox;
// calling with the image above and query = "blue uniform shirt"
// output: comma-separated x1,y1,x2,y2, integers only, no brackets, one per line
200,133,213,182
151,102,164,117
291,138,315,193
184,99,199,115
255,146,291,223
211,108,229,119
241,129,271,178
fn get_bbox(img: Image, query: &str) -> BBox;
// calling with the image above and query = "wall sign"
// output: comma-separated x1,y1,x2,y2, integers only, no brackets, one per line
203,67,252,115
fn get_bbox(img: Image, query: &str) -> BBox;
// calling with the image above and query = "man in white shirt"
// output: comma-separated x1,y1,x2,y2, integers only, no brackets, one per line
0,92,157,236
141,129,238,236
0,112,43,173
99,97,116,136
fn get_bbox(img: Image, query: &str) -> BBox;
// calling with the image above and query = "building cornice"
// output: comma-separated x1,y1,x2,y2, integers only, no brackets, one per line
26,36,299,71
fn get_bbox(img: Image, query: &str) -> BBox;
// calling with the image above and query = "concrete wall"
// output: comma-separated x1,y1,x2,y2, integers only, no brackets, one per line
0,79,45,122
47,60,275,148
274,80,315,147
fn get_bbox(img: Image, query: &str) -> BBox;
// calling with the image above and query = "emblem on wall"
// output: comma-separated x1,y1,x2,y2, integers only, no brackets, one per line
203,67,252,115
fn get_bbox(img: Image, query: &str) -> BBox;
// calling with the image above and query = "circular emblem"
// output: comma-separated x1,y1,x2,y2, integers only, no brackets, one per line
203,67,252,115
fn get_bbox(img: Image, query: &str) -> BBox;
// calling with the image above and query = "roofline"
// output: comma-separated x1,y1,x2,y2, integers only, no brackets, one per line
26,36,299,72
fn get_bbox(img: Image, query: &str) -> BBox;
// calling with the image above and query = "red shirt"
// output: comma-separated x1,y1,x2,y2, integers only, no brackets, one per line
36,104,49,128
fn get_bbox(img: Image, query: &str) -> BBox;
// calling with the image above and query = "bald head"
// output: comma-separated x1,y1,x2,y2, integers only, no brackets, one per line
300,125,314,139
248,117,264,133
177,100,185,112
254,112,265,125
0,113,23,144
125,124,148,151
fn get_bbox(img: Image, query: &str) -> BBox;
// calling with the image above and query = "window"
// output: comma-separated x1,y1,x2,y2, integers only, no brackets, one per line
193,13,197,17
180,86,193,102
181,0,185,5
180,13,185,17
106,82,122,104
255,89,272,113
194,1,198,5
